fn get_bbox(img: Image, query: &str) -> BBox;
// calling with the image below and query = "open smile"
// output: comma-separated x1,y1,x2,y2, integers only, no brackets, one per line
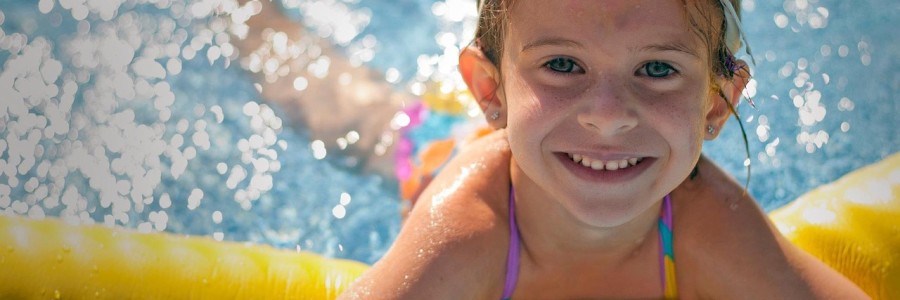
555,152,655,183
567,153,643,171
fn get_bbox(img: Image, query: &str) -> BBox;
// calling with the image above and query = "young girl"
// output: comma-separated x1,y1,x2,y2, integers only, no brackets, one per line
342,0,867,298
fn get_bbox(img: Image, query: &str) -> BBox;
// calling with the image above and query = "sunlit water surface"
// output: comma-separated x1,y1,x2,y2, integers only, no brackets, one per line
0,0,897,264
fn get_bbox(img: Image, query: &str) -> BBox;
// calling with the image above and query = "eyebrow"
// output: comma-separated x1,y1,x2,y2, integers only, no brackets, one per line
637,42,701,58
521,37,584,53
521,37,700,59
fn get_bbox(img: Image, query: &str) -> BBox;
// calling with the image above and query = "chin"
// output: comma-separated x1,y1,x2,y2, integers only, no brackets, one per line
565,197,651,228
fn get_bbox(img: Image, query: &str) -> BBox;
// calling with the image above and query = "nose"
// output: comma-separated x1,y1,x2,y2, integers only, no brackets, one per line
576,80,639,136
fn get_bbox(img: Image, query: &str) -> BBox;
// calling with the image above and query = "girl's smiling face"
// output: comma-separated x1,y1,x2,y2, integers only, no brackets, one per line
498,0,725,226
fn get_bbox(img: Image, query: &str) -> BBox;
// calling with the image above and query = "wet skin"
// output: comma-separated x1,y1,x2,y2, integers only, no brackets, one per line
340,0,867,298
342,130,866,299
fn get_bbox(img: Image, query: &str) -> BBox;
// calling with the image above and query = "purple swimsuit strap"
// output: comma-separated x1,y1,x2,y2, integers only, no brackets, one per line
501,186,520,299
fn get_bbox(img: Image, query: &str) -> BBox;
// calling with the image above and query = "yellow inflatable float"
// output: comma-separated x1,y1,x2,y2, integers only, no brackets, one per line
770,151,900,299
0,216,368,299
1,152,898,299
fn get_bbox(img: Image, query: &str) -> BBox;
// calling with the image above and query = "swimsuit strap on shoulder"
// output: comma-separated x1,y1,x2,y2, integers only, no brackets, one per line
659,194,678,298
501,186,520,300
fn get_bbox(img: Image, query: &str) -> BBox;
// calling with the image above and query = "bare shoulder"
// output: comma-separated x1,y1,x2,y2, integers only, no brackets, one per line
673,155,868,299
341,130,513,299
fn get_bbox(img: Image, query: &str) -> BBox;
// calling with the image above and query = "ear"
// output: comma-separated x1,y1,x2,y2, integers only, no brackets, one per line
459,45,506,128
705,60,750,140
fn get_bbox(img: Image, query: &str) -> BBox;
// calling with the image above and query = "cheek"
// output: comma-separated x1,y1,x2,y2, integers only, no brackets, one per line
685,95,714,155
643,89,705,120
503,73,552,125
643,90,709,149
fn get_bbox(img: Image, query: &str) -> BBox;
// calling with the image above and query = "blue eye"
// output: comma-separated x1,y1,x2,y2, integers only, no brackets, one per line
545,57,583,74
642,61,675,78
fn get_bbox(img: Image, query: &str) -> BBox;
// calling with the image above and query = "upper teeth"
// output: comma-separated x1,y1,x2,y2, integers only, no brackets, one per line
569,154,641,171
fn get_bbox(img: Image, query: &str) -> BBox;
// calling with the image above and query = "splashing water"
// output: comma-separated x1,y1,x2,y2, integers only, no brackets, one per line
0,0,402,264
0,0,897,265
707,0,899,210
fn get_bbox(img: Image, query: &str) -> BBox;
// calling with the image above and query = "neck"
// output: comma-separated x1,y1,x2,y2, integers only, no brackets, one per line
510,159,663,266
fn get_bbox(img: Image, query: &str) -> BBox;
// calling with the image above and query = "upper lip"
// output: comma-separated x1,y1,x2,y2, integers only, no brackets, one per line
556,150,651,161
560,150,649,171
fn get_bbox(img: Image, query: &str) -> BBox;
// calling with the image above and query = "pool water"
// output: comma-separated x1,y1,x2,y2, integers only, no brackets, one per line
0,0,897,265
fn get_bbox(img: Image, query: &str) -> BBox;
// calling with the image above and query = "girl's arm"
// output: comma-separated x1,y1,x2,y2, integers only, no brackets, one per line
232,0,410,175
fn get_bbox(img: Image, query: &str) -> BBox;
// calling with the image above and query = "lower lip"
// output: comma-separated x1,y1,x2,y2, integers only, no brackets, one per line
555,153,654,184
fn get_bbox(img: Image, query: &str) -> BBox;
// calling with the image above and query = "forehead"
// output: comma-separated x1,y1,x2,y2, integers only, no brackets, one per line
504,0,703,54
